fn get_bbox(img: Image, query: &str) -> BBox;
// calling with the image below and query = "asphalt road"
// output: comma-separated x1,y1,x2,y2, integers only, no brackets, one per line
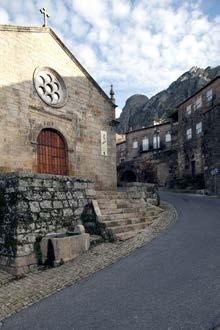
2,192,220,330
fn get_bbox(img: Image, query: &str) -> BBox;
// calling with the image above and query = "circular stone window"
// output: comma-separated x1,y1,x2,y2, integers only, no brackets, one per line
33,67,68,108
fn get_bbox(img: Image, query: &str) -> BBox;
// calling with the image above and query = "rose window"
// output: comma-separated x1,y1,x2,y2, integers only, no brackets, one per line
33,67,68,108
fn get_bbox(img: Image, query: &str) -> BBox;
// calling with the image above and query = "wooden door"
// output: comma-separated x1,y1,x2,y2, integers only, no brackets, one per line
37,129,68,175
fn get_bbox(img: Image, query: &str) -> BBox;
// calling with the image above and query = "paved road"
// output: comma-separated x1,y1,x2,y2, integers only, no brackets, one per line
2,192,220,330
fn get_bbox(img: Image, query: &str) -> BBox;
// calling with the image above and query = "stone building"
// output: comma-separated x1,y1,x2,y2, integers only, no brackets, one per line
117,76,220,194
203,105,220,195
0,24,117,274
176,76,220,192
0,25,117,190
117,121,178,186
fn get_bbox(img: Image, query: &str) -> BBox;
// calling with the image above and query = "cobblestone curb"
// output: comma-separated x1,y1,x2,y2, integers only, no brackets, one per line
0,202,176,322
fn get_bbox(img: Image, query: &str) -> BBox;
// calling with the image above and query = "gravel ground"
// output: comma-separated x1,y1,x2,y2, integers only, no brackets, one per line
0,202,176,322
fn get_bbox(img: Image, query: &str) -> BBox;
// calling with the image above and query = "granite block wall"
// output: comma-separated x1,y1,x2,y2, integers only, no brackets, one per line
0,172,95,274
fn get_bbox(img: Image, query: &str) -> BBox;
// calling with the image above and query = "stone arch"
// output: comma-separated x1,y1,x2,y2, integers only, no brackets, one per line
121,170,137,183
37,128,69,175
31,124,72,150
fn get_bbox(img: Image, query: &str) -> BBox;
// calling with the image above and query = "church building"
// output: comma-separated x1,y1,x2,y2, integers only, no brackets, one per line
0,24,117,190
0,23,119,274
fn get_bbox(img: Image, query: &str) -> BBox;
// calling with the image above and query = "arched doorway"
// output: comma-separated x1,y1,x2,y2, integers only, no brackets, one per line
37,129,68,175
121,170,137,183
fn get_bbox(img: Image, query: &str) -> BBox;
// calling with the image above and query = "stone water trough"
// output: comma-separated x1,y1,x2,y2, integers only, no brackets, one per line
40,225,90,266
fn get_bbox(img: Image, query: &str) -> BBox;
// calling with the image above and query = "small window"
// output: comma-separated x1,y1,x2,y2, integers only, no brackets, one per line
133,141,138,149
196,122,202,134
153,135,160,149
206,89,213,102
186,104,192,115
186,128,192,140
142,137,149,151
194,96,202,110
165,132,171,143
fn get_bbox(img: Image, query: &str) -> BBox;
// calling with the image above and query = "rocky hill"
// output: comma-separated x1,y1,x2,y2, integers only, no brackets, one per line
117,66,220,133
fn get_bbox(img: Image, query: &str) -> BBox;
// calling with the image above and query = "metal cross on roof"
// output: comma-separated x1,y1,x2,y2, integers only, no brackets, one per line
40,8,49,27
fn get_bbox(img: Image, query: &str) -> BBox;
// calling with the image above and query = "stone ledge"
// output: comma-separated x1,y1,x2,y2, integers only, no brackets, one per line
0,172,94,183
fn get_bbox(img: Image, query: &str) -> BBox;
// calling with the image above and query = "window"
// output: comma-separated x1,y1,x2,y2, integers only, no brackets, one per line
34,67,68,108
120,158,125,163
206,89,213,102
194,96,202,110
196,122,202,134
153,135,160,149
142,137,149,151
186,104,192,115
186,128,192,140
165,132,171,143
133,141,138,149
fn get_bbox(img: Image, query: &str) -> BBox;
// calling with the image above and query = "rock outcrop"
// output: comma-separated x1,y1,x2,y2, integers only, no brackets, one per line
118,66,220,132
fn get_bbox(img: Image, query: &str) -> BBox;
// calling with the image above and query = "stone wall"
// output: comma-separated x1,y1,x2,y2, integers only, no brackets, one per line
203,104,220,195
117,149,177,187
0,172,95,274
176,77,220,189
123,182,160,206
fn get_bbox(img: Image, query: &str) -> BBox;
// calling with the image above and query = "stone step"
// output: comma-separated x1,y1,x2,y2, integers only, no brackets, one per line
100,207,158,216
101,208,124,215
96,194,144,202
103,217,154,228
90,235,103,246
96,191,128,199
97,202,118,209
96,198,134,204
101,212,140,221
95,190,161,240
110,222,149,234
101,211,154,222
102,212,159,222
115,230,145,241
97,199,147,207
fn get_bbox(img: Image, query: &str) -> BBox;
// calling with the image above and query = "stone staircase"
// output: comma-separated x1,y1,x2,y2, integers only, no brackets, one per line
95,191,163,240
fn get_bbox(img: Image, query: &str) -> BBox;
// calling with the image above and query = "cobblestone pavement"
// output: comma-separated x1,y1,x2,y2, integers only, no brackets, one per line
0,202,176,322
0,271,13,287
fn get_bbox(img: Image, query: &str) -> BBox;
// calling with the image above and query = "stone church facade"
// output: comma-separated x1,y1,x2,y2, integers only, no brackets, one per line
0,25,117,190
117,76,220,195
0,25,117,274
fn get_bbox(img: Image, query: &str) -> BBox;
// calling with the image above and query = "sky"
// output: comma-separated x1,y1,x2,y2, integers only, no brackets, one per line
0,0,220,117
